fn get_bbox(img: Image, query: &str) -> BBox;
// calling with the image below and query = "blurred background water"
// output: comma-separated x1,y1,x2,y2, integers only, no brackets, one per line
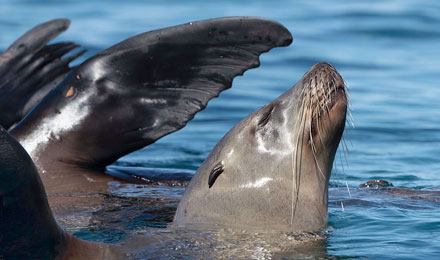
1,0,440,259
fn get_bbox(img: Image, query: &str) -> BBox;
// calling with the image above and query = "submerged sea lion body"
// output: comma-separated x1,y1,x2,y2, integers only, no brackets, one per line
175,62,348,232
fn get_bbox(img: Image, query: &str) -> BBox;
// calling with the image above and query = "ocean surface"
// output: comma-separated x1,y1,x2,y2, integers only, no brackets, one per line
1,0,440,259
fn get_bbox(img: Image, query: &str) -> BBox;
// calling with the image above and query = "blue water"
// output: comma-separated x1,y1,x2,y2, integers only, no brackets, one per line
2,0,440,259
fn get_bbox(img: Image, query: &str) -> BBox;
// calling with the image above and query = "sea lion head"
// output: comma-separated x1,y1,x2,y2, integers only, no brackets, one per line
175,62,348,232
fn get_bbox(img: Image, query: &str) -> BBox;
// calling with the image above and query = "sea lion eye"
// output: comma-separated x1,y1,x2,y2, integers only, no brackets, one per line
208,161,224,188
258,106,273,128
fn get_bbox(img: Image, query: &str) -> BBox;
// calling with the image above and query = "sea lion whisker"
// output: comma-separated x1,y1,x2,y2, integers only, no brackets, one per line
348,109,355,128
338,142,346,176
290,138,296,226
290,100,301,225
345,181,352,198
339,131,351,178
291,124,300,225
344,79,351,94
305,91,324,181
291,99,306,225
311,84,326,149
293,107,306,225
341,136,350,168
291,131,299,226
332,158,341,189
319,80,326,112
291,92,309,225
316,113,325,148
344,125,354,147
309,129,325,180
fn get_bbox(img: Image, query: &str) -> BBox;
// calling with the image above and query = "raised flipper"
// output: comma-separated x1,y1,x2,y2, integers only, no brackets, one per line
11,17,292,175
0,126,120,258
0,19,84,129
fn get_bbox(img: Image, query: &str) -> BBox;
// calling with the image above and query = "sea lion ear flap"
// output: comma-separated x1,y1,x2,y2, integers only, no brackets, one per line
0,19,85,129
0,126,64,259
12,17,292,172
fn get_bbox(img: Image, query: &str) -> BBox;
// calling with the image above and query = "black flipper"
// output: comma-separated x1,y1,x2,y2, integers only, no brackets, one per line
0,19,85,129
0,126,64,258
11,17,292,174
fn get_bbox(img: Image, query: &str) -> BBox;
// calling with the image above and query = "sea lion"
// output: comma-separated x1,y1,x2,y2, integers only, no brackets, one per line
0,126,122,259
0,62,346,259
0,19,84,129
5,17,292,226
175,62,348,232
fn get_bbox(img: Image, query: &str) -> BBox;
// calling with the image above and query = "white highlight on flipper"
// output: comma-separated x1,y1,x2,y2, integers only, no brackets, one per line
20,93,91,159
140,98,167,105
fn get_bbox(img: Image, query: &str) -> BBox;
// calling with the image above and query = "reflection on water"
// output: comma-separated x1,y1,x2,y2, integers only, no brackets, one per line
116,226,328,259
